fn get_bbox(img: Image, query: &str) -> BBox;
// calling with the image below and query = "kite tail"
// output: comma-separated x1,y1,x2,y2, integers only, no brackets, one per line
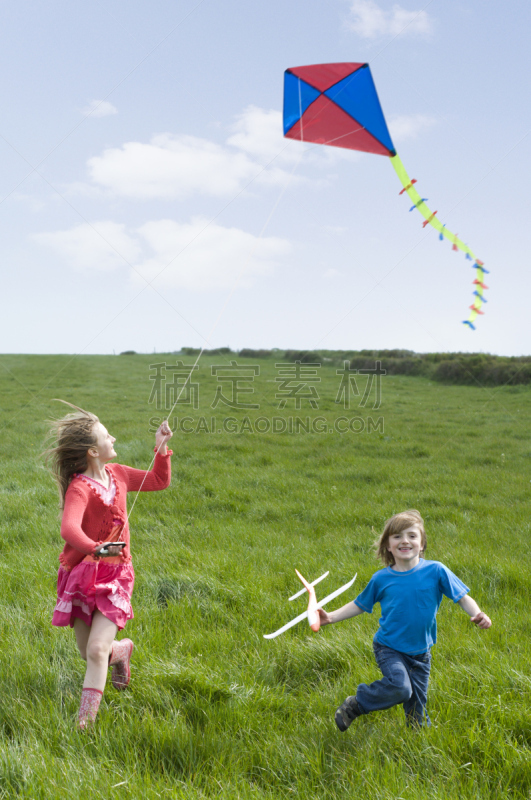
389,154,487,329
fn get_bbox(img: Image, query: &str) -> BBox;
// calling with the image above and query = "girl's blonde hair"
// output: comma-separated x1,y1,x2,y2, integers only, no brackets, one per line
374,509,426,567
43,400,99,508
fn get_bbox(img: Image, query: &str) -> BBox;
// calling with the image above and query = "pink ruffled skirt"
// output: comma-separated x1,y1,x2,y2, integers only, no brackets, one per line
52,561,135,630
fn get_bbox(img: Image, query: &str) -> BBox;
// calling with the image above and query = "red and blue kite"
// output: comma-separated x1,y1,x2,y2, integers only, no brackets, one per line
283,62,487,329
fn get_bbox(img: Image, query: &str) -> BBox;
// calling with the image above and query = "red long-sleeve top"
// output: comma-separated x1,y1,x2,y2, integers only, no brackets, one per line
59,450,172,570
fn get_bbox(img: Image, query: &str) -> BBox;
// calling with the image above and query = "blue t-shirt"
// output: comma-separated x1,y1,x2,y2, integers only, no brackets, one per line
354,559,469,655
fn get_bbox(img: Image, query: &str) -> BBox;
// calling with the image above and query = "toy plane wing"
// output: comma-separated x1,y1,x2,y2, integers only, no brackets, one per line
263,573,357,639
288,571,329,601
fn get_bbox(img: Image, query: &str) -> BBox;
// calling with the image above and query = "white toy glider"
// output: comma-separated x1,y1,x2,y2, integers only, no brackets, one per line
264,570,357,639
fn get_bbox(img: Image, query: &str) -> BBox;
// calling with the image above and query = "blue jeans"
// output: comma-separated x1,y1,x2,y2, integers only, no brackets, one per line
356,641,431,727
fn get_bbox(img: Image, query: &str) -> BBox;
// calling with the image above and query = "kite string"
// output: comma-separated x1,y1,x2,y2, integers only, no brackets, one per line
126,94,391,524
125,149,305,523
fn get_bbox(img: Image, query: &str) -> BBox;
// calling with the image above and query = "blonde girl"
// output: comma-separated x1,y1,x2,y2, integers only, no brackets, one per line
45,403,172,729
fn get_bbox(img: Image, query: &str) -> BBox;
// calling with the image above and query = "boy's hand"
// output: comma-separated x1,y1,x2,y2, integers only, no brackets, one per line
156,420,173,454
471,611,491,629
318,608,333,625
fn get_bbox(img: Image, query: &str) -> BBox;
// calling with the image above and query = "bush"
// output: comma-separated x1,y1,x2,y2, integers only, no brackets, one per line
282,350,322,364
433,360,470,383
174,346,531,386
349,356,428,377
180,346,234,357
434,356,531,385
239,349,272,359
205,347,233,356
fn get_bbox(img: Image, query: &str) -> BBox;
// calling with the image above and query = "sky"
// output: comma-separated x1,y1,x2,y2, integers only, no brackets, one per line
1,0,530,356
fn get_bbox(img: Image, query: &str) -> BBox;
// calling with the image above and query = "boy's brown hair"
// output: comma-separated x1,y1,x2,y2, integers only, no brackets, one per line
374,509,426,567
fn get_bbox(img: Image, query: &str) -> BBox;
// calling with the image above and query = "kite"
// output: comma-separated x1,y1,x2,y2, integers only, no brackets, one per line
263,570,357,639
283,62,488,329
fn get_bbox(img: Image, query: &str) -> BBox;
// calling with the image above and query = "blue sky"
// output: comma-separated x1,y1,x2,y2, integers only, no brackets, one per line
1,0,529,355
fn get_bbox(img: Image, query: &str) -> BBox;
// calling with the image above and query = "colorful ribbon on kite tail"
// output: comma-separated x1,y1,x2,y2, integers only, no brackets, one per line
389,154,487,329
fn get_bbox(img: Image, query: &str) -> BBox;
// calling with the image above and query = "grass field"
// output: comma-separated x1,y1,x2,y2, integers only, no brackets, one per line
1,353,530,799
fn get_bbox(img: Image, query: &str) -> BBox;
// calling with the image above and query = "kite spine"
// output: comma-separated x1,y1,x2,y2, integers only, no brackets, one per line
389,154,487,328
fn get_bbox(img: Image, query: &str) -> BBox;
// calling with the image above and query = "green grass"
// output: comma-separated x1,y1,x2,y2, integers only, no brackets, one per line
1,353,531,799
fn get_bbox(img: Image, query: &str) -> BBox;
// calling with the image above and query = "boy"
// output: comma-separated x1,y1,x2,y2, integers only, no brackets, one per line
318,509,491,729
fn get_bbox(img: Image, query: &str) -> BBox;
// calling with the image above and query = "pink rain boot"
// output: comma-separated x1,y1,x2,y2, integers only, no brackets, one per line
78,687,103,729
109,638,134,690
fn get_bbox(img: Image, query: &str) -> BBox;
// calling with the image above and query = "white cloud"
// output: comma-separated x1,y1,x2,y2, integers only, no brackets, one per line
388,113,436,142
34,217,292,291
227,106,298,163
81,99,118,118
84,106,319,201
87,134,262,199
133,218,291,290
346,0,433,38
34,221,141,271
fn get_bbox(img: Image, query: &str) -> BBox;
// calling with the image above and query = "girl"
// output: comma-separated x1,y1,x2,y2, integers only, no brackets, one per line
45,402,173,729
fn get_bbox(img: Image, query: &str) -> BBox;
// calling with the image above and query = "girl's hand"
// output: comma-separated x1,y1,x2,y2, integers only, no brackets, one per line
471,611,492,629
156,420,173,454
318,608,333,626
